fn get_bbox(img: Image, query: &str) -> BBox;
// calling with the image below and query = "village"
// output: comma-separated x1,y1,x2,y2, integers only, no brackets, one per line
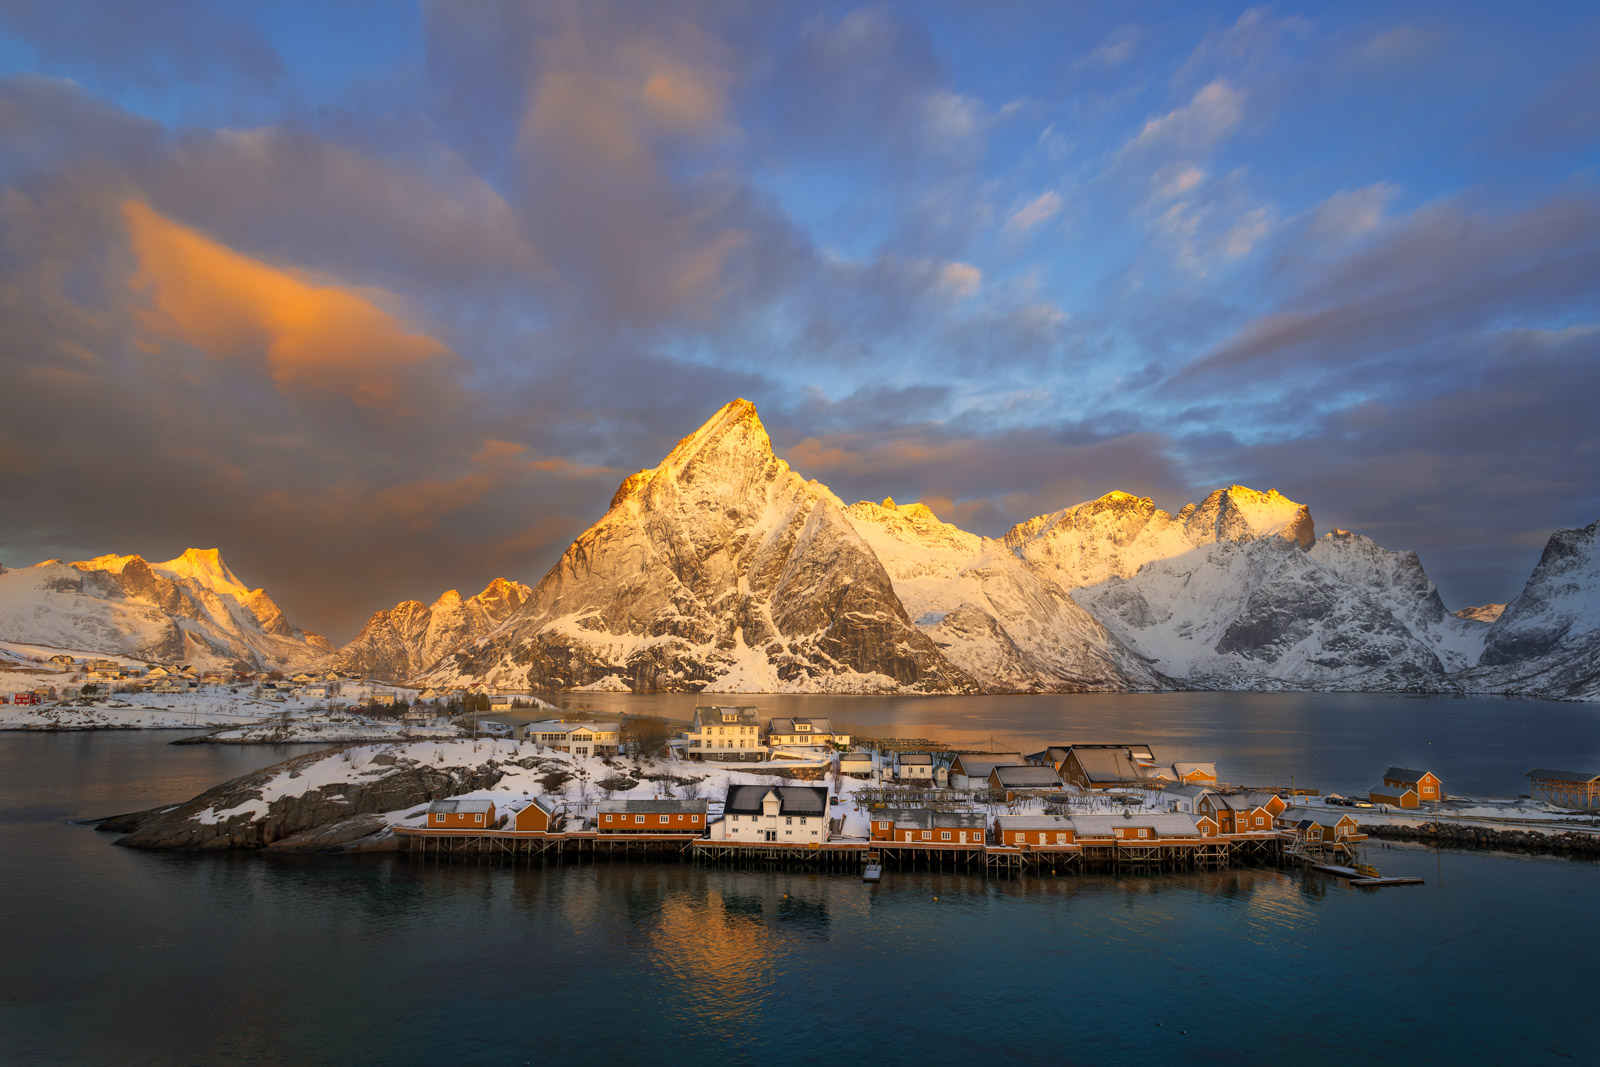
381,703,1600,883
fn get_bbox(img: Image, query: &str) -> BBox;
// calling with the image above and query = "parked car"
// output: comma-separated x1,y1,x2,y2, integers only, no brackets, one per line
1352,800,1374,809
1324,793,1348,806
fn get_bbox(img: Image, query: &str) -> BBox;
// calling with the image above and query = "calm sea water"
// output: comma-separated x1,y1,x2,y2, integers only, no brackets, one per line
3,695,1598,1066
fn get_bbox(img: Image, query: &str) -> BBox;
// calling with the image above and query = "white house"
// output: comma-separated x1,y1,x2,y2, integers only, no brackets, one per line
708,785,830,843
837,751,874,776
1163,783,1219,814
523,720,620,758
686,706,767,762
896,752,935,781
765,716,851,749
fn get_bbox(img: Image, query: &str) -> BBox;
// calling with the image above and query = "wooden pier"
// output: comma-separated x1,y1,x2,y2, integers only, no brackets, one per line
395,826,1285,876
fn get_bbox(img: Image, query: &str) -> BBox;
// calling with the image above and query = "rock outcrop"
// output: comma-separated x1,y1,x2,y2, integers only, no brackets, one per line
108,745,538,851
333,577,532,682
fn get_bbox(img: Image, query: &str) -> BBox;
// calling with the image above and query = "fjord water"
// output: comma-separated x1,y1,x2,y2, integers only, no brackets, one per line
2,695,1597,1066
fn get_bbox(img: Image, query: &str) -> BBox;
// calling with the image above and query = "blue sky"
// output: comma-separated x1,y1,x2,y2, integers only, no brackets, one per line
1,1,1597,637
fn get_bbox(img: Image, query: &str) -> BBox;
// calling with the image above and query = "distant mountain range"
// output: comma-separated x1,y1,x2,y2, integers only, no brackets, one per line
3,399,1596,700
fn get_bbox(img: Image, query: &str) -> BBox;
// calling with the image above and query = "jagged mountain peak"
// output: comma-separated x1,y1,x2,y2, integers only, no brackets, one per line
659,397,773,473
152,547,254,597
1188,486,1313,548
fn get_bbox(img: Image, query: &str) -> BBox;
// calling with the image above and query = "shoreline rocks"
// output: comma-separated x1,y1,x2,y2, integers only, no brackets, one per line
1365,821,1600,857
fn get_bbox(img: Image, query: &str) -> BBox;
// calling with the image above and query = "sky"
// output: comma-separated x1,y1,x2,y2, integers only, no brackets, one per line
1,1,1597,641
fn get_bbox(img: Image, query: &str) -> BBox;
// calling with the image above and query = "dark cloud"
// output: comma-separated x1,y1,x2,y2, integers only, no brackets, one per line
0,0,282,93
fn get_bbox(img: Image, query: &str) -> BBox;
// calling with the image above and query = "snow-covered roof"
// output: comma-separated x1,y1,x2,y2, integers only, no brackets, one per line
950,753,1025,776
991,765,1062,788
1284,807,1355,827
693,705,759,729
598,799,708,814
1369,785,1415,800
882,808,986,829
428,798,494,814
897,752,935,765
995,815,1075,831
1164,783,1216,799
1172,762,1216,777
1069,813,1201,837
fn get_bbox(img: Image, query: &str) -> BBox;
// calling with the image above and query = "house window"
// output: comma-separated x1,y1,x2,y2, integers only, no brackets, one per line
941,831,951,841
635,815,645,824
1056,833,1066,844
659,815,670,824
786,817,793,825
799,818,807,826
603,814,612,823
922,831,931,840
474,813,483,823
1137,828,1148,838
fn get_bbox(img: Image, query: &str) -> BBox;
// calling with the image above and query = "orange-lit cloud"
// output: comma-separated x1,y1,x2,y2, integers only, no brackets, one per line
122,200,453,410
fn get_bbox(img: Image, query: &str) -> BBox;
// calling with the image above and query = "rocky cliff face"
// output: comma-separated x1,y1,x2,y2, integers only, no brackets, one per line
1468,518,1600,700
333,578,532,682
0,548,329,669
429,400,975,693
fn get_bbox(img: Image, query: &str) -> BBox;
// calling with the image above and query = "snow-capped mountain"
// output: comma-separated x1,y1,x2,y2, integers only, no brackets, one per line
9,400,1596,700
332,578,532,682
842,497,1164,692
1468,518,1600,700
1003,488,1486,691
0,548,330,669
427,399,974,693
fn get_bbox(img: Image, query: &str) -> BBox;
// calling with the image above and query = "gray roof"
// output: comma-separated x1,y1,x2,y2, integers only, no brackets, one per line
1172,762,1217,777
1069,813,1202,837
1369,783,1415,799
994,815,1076,831
1383,767,1434,782
1525,769,1600,783
693,705,760,729
428,798,495,814
1283,807,1356,828
1201,793,1244,812
898,752,935,766
1238,792,1284,808
1164,783,1216,800
597,798,709,814
722,785,829,817
950,753,1025,777
1068,747,1147,783
768,716,835,734
878,808,985,830
991,765,1063,788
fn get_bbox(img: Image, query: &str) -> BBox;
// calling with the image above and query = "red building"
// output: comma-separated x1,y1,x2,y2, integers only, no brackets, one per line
13,692,39,706
597,798,708,833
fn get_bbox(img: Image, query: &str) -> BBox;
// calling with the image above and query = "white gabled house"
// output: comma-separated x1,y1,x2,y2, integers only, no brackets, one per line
708,785,830,844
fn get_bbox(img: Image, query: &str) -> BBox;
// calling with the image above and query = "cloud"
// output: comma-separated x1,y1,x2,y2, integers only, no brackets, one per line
938,261,982,298
1182,192,1600,382
1302,182,1401,244
1123,80,1245,157
1007,190,1063,231
1076,25,1140,70
123,200,458,412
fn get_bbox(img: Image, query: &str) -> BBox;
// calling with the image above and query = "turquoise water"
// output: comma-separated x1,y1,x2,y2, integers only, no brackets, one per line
3,699,1598,1066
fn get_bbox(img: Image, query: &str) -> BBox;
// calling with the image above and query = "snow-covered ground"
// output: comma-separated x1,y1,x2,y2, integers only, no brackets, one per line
1298,794,1600,835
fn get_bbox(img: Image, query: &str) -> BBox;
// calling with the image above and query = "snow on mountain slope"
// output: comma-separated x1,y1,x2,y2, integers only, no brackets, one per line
842,498,1163,691
1005,489,1482,691
0,551,328,669
430,399,974,694
332,578,532,682
1468,518,1600,700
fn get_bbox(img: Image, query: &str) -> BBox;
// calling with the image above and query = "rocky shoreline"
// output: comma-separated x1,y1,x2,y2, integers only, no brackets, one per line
1365,821,1600,858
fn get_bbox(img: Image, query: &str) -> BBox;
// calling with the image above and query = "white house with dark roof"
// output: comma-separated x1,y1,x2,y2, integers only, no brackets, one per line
949,753,1026,789
708,785,830,843
1163,783,1219,813
766,716,850,749
686,706,767,762
988,764,1064,800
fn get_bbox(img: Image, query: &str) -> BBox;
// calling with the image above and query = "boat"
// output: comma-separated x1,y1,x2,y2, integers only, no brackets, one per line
863,851,882,883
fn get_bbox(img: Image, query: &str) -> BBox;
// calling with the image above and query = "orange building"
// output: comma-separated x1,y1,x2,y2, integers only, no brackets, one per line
1197,794,1278,835
1370,767,1442,808
875,808,987,845
511,797,562,833
597,798,709,834
993,815,1075,847
427,798,496,830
